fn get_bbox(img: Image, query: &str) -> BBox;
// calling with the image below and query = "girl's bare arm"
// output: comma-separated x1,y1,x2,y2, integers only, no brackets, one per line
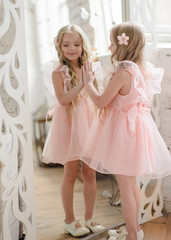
52,71,84,106
84,68,131,109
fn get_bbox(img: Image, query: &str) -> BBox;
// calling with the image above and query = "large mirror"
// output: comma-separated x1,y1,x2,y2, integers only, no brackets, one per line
24,1,123,239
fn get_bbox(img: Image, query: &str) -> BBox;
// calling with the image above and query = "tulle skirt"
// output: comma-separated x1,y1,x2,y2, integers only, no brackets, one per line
81,106,171,179
42,97,95,164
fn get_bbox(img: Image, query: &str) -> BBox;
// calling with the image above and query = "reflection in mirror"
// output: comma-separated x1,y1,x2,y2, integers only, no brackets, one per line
24,1,168,240
24,0,124,239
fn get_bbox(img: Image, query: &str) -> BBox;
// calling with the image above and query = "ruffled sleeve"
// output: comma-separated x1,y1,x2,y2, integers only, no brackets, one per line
152,68,163,95
54,63,71,92
42,61,72,98
116,60,164,102
146,62,164,95
114,61,149,103
141,62,164,106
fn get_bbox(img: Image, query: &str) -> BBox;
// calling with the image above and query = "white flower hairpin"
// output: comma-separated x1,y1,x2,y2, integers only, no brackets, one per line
53,36,58,47
117,33,129,45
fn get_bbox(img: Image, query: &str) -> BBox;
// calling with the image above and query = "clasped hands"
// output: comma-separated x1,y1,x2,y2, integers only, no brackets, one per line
81,61,94,85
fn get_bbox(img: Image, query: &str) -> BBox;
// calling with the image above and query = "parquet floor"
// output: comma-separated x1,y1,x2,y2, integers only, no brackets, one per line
34,162,171,240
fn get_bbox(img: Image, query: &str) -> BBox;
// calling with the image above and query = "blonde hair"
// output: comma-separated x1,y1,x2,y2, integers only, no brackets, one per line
110,22,145,68
99,22,146,119
55,24,93,110
56,24,89,67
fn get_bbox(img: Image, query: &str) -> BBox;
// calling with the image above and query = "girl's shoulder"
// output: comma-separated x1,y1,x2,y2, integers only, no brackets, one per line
114,60,140,75
114,60,163,76
52,62,71,92
43,61,71,97
53,61,70,76
53,61,71,80
115,60,164,96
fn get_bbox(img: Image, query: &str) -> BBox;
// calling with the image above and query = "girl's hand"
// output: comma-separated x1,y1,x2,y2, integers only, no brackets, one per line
82,61,94,84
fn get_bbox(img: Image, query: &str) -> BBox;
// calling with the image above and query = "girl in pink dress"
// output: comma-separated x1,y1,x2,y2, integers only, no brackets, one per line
42,24,104,237
82,22,171,240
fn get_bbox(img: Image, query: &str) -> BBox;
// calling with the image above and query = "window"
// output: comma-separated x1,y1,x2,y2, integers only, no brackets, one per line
128,0,171,44
88,0,123,56
89,0,171,55
156,0,171,43
32,0,70,65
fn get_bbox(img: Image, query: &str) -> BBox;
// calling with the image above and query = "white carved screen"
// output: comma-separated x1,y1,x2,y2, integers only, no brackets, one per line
129,0,163,223
0,0,36,239
0,0,164,239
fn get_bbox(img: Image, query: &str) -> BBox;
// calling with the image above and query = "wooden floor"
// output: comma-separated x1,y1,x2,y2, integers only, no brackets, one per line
34,163,123,240
82,214,171,240
34,162,171,240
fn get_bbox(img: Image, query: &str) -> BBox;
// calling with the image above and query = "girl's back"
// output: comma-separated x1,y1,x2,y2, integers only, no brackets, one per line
109,60,163,110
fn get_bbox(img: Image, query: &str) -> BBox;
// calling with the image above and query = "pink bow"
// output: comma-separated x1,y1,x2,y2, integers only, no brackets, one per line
127,106,150,132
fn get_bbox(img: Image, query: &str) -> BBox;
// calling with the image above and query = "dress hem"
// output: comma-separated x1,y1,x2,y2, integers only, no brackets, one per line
42,155,83,165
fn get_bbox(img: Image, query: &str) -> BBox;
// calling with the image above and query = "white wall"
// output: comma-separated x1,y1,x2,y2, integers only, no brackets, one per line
24,1,46,115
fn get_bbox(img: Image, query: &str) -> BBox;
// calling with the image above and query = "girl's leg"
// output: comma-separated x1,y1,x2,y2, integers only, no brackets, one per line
61,160,79,223
81,162,96,221
133,181,141,232
117,175,139,240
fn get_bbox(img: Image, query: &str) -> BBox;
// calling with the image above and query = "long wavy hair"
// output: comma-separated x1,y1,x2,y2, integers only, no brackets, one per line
55,24,98,110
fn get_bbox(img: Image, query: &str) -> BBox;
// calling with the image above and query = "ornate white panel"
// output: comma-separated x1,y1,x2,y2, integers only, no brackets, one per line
129,0,157,47
128,0,163,223
139,178,163,223
0,0,36,239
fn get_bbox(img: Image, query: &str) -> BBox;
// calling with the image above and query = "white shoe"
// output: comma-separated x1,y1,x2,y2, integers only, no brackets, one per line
137,229,144,240
108,226,127,237
108,236,126,240
85,218,105,233
64,220,90,237
108,236,118,240
108,226,144,240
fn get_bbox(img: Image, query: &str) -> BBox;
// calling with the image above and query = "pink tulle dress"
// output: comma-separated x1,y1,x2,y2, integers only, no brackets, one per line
42,62,103,165
81,60,171,179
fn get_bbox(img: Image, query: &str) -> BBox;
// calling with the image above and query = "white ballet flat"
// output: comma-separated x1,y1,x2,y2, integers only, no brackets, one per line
108,226,144,240
85,218,105,233
108,236,126,240
64,220,90,237
108,236,118,240
108,226,127,237
137,229,144,240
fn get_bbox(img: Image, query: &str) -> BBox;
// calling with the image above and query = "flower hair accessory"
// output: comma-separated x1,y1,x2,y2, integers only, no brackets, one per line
117,33,129,45
53,36,58,47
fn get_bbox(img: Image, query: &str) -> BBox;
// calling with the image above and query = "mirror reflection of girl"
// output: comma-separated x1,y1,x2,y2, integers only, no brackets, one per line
42,24,104,237
82,22,171,240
